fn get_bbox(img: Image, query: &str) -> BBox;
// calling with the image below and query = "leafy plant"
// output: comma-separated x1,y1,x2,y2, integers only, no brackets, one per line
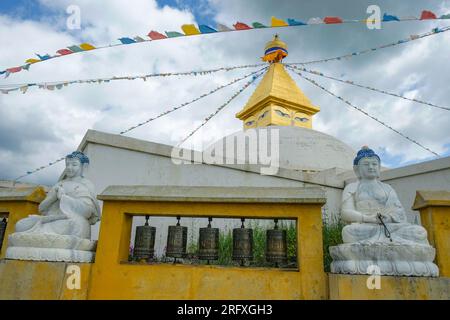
322,220,345,272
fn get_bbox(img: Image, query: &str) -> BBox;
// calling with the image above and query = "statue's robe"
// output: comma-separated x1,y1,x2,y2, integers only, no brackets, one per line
341,181,429,245
15,178,100,239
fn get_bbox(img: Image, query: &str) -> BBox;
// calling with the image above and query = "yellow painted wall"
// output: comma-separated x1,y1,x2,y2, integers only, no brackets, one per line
419,207,450,277
413,191,450,278
329,274,450,300
88,201,328,300
0,260,91,300
0,187,46,259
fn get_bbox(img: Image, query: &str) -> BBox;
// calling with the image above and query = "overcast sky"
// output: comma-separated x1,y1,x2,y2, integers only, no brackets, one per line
0,0,449,186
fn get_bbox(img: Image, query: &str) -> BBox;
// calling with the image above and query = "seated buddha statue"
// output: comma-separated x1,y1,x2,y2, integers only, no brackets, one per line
330,146,438,276
6,151,100,262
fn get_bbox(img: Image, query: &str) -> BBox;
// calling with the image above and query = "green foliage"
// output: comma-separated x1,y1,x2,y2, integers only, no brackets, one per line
218,229,233,265
322,220,345,272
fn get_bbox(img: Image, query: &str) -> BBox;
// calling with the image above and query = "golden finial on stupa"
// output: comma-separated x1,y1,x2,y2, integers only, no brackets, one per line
262,34,288,63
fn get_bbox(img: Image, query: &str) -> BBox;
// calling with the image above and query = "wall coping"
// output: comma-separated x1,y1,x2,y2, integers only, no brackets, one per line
98,185,327,204
0,187,46,204
412,190,450,210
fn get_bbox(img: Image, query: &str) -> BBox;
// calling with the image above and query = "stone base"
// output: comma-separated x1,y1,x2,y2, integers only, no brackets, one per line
5,233,96,263
330,243,439,277
6,247,95,263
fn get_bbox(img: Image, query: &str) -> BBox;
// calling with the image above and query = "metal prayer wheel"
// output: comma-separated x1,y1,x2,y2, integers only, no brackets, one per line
198,217,219,263
266,219,287,267
233,218,253,265
133,215,156,261
166,216,187,261
0,217,7,251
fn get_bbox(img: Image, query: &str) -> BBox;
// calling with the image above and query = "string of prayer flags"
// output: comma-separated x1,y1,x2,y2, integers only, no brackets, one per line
3,10,450,78
118,67,267,135
0,63,265,95
288,68,440,157
286,65,450,111
287,25,450,65
178,69,266,146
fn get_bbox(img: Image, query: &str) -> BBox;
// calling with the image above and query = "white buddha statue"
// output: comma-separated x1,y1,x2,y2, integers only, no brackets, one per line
330,146,439,276
6,151,100,262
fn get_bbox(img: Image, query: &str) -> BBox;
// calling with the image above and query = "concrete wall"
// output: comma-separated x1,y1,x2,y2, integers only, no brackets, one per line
381,157,450,223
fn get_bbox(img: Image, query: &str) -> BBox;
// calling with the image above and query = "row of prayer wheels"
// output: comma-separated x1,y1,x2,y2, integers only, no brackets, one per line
133,216,288,266
0,217,7,251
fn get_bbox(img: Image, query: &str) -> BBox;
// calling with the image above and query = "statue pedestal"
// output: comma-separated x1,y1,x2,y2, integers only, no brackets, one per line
330,243,439,277
5,233,96,263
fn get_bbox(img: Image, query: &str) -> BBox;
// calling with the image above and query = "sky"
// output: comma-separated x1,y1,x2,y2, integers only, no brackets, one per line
0,0,450,186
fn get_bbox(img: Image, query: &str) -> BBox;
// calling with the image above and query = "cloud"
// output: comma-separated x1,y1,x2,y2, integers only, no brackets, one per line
0,0,449,185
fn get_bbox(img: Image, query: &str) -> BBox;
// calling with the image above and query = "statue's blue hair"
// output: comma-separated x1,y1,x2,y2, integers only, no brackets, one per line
66,151,90,164
353,146,380,165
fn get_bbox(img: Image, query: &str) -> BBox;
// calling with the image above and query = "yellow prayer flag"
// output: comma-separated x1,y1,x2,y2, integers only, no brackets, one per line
25,58,41,64
271,16,288,27
181,24,201,35
79,43,96,51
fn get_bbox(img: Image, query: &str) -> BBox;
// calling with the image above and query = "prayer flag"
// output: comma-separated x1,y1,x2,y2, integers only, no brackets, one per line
119,37,136,44
79,43,96,50
148,31,167,40
233,22,251,30
420,10,437,20
181,24,201,35
324,16,343,24
199,25,217,33
287,18,306,26
271,16,288,27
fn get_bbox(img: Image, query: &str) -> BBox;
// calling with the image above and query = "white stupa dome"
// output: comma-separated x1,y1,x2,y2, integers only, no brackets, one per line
203,126,355,172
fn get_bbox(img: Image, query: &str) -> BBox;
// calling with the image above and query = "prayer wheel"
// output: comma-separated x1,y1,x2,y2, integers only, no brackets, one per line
166,216,187,261
198,217,219,263
0,217,7,251
233,218,253,265
266,219,287,266
133,215,156,261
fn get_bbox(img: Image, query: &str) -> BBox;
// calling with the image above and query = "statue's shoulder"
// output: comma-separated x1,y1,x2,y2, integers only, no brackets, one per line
379,181,396,193
78,177,96,194
343,181,358,194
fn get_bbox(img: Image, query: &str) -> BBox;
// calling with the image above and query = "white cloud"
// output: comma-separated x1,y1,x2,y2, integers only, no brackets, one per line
0,0,449,184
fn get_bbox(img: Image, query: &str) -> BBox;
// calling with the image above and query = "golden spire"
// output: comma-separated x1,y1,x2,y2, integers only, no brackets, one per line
236,35,320,129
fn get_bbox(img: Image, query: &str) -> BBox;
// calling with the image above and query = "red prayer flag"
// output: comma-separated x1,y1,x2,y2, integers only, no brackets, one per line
7,66,22,73
420,10,437,20
324,16,343,24
148,31,167,40
233,22,252,30
57,49,73,55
